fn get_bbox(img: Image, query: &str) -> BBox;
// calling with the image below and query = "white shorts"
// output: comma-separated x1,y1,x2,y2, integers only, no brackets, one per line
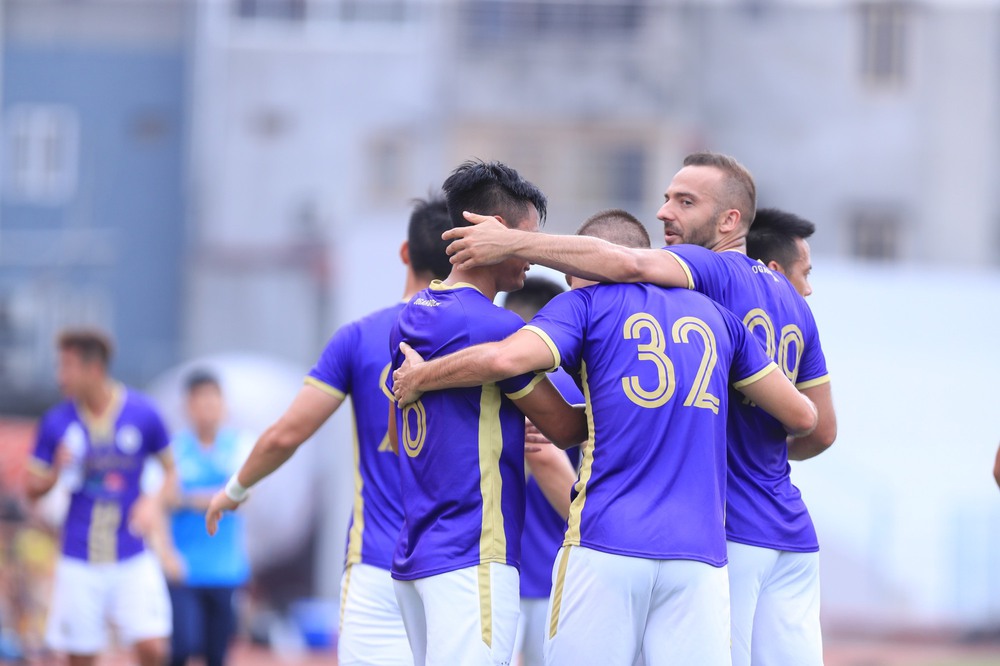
393,562,519,666
46,551,171,655
339,562,413,666
513,597,548,666
727,541,822,666
545,546,731,666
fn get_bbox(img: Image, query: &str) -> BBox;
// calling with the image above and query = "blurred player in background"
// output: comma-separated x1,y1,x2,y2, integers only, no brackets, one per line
162,369,250,666
384,160,587,666
26,328,175,666
746,207,816,298
206,195,454,666
441,151,837,665
390,212,817,665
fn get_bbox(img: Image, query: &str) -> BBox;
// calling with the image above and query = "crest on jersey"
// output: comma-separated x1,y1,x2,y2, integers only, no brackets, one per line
116,424,143,454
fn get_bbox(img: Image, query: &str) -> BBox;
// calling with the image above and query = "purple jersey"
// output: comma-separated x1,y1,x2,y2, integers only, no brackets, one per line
386,282,544,581
525,283,775,566
30,384,169,562
666,245,831,552
306,302,406,571
520,369,582,599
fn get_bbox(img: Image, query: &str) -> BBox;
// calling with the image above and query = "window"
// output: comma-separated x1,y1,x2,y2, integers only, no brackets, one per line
2,105,79,204
463,1,644,44
851,211,901,260
860,2,908,86
234,0,307,20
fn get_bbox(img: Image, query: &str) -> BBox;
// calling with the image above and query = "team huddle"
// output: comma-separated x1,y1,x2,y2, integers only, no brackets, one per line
31,151,835,666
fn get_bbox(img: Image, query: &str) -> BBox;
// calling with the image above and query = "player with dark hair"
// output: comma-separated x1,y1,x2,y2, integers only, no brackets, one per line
443,159,548,230
384,160,586,666
206,196,454,666
162,369,250,666
746,207,816,297
440,151,837,665
27,328,176,666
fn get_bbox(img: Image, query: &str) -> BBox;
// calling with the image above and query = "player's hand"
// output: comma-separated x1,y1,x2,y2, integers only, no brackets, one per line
524,420,553,454
392,342,427,406
205,490,241,537
53,443,75,471
443,212,516,270
127,494,160,536
160,550,186,583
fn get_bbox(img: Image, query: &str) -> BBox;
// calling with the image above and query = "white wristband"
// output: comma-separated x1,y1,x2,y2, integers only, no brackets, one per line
224,475,251,503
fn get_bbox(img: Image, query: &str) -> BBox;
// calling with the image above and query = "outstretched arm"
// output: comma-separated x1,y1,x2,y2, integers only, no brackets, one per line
738,368,818,438
444,212,690,287
206,384,342,535
392,329,557,406
787,382,837,461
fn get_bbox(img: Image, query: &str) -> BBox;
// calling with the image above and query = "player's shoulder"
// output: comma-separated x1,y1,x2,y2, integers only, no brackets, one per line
40,400,77,427
352,301,406,334
121,386,165,421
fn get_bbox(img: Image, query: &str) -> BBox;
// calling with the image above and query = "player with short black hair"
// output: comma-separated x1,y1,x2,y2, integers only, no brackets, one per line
207,195,454,666
747,207,816,297
384,160,586,666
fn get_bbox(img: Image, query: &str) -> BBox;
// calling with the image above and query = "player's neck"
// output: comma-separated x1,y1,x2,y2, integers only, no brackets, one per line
196,425,219,447
709,235,747,254
80,379,115,417
401,269,433,300
443,267,498,301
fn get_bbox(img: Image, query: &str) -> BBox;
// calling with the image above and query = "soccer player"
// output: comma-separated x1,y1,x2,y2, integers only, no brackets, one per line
26,328,175,666
746,207,816,298
384,160,587,666
441,152,837,665
389,232,817,665
512,210,653,666
205,196,454,666
163,370,251,666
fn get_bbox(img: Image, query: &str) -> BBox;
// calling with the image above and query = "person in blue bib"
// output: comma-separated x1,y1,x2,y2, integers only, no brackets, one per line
164,370,251,666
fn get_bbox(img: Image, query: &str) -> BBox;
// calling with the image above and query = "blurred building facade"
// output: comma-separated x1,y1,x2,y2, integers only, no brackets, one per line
0,0,188,410
2,0,999,395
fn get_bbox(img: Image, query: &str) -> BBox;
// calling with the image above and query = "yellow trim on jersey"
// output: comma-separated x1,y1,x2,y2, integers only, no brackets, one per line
732,362,778,390
344,415,365,566
521,325,561,371
88,501,121,563
796,374,831,390
478,384,506,564
303,376,346,400
478,562,493,647
505,372,547,401
563,362,596,546
339,563,353,633
79,383,126,446
429,280,484,295
664,251,695,290
548,546,572,639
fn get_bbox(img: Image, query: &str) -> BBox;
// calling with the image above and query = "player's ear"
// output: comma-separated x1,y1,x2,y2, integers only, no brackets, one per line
719,209,740,233
399,241,410,267
766,260,785,275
